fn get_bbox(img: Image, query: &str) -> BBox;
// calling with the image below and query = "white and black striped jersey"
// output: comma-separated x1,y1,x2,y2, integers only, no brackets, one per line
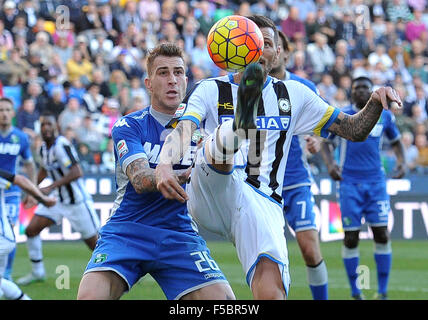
179,75,340,205
39,136,92,205
0,169,15,242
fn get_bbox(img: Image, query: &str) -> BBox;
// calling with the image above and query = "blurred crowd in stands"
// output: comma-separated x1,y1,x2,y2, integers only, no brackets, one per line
0,0,427,175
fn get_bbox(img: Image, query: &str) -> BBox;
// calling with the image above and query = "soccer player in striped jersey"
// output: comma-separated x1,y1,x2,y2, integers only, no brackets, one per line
270,31,328,300
156,15,402,300
0,168,56,300
77,43,234,300
319,76,405,300
0,97,36,281
17,113,100,286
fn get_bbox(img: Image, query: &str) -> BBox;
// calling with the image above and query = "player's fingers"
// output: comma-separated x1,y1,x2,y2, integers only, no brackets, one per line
378,87,389,110
388,88,402,109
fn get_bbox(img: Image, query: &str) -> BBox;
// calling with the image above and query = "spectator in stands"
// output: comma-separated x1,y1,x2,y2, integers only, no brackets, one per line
119,0,142,32
281,6,306,42
89,32,113,62
75,114,104,152
66,48,93,83
53,35,73,66
306,32,335,81
108,69,129,98
317,73,337,102
58,97,86,134
197,0,214,36
0,47,31,86
44,88,66,119
79,3,103,32
29,31,53,67
82,83,104,114
408,55,428,84
139,0,161,22
77,142,97,173
91,68,112,98
99,3,121,43
101,138,115,173
386,0,413,23
335,10,358,46
0,1,18,31
289,0,317,22
415,133,428,169
401,131,420,172
24,81,47,114
405,10,427,42
16,98,39,141
110,49,143,80
0,19,14,61
11,14,29,41
330,87,350,109
330,55,351,86
129,76,149,107
289,50,313,79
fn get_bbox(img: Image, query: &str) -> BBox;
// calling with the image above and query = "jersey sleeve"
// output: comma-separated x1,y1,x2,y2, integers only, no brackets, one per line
55,137,80,168
178,80,211,127
288,81,340,138
111,116,147,174
384,111,401,142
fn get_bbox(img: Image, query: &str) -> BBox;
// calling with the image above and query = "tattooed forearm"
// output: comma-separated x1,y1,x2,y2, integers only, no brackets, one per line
329,98,382,142
159,120,197,165
127,158,157,193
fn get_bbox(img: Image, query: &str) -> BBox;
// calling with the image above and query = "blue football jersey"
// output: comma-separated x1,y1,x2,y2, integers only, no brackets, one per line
330,105,401,183
283,72,318,188
110,107,198,232
0,127,32,196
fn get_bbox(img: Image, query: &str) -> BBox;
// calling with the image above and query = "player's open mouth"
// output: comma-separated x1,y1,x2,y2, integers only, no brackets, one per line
166,90,178,97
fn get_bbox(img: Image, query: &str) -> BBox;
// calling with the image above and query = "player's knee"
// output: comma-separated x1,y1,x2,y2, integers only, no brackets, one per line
343,231,359,249
25,226,38,238
372,227,389,244
251,258,286,300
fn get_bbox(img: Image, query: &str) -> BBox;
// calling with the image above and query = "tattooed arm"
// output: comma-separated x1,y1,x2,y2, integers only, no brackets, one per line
127,157,191,194
155,120,197,202
328,87,402,142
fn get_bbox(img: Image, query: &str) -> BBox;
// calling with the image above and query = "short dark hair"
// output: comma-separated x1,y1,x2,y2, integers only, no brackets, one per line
0,97,14,106
246,15,279,45
146,43,185,76
352,76,373,87
40,110,57,120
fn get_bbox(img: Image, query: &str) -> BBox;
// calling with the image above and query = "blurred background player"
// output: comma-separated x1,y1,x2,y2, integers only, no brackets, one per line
319,76,406,300
0,97,36,281
0,168,56,300
270,31,328,300
17,112,100,286
78,43,235,300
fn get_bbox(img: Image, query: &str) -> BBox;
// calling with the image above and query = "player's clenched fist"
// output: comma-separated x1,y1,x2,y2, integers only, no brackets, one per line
370,87,402,111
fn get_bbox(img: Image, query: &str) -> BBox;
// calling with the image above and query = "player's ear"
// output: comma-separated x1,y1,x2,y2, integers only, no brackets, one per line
144,77,152,93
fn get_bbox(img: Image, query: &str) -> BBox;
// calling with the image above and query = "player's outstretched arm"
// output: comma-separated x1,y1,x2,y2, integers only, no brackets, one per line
126,158,191,194
156,120,197,203
328,87,402,142
13,174,56,207
40,163,83,195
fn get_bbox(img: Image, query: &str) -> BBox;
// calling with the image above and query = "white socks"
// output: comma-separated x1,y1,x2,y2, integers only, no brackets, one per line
27,235,45,276
209,120,246,163
1,278,30,300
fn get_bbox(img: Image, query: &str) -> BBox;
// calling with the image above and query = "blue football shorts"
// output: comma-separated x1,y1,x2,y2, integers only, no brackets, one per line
84,221,228,300
282,185,317,232
338,180,390,231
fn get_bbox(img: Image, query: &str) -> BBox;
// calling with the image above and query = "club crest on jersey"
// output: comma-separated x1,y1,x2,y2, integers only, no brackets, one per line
278,98,291,113
117,139,129,158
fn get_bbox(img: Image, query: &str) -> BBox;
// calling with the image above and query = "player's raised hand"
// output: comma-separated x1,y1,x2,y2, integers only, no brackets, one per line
155,163,189,203
371,87,402,111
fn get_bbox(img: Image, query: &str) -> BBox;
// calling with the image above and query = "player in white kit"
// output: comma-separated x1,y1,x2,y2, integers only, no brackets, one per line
155,15,402,299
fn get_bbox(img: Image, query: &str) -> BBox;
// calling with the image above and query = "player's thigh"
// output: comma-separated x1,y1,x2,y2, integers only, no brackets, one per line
64,201,100,239
153,231,230,300
251,257,286,300
0,239,15,277
78,270,127,300
187,148,244,238
338,182,364,231
283,186,317,232
25,213,55,236
234,188,290,295
181,282,235,300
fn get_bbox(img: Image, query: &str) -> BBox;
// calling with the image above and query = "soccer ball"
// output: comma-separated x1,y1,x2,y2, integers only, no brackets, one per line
207,15,264,73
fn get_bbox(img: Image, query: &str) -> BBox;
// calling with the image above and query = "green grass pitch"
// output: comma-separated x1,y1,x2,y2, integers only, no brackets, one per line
8,240,428,300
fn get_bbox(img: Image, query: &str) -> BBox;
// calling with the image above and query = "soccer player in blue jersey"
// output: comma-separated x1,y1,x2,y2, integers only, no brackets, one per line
319,76,406,300
270,31,328,300
0,168,56,300
0,97,36,281
156,15,402,300
77,43,235,300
